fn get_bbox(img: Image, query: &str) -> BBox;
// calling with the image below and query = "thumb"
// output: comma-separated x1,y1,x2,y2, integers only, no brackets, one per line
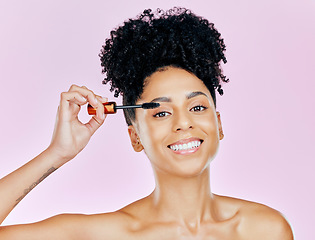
85,113,106,135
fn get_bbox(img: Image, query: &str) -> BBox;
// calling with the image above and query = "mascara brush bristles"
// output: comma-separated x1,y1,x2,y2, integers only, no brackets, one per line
142,102,160,109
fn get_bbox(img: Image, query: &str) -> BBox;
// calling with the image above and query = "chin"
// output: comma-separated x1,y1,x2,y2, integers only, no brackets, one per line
170,158,212,178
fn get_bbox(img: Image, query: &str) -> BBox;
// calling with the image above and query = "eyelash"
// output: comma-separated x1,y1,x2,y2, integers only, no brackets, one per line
190,105,208,112
153,105,208,118
153,111,170,118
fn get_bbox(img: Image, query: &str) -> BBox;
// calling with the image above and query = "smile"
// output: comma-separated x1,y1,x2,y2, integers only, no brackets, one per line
167,138,203,154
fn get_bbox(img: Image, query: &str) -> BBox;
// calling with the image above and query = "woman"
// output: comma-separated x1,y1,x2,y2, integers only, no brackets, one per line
0,7,293,239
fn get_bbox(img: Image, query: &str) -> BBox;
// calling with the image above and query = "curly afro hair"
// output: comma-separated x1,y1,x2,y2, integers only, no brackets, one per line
100,7,229,126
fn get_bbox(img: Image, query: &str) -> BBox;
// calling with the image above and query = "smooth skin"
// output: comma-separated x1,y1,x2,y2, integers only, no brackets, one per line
0,67,294,239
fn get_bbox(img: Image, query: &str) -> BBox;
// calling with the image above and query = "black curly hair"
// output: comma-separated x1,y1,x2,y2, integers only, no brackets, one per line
100,7,229,126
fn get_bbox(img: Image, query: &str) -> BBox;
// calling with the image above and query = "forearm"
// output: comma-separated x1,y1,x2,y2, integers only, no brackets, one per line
0,85,106,228
0,148,64,225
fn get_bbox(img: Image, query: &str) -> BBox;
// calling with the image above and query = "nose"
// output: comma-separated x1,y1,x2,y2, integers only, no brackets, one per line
172,111,193,132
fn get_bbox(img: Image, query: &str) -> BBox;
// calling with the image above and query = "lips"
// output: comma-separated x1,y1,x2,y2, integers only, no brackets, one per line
167,138,203,154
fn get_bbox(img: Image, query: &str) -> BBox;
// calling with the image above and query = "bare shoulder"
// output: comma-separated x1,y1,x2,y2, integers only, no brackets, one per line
215,195,294,240
82,197,153,239
241,202,293,239
65,210,136,239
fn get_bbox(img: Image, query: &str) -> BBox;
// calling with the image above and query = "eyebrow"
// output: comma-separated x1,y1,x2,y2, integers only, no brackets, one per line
149,91,209,103
186,91,209,100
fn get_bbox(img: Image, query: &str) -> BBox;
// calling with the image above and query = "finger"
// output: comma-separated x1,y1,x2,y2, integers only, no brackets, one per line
68,85,99,108
60,91,87,109
89,95,106,116
94,96,109,119
58,92,83,121
85,113,107,135
95,97,105,120
67,85,107,120
96,95,108,103
86,96,107,132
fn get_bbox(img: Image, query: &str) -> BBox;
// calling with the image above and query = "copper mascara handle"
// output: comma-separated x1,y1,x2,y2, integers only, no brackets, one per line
87,101,117,115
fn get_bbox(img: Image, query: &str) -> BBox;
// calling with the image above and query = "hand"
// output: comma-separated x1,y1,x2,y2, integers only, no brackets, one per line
47,85,107,165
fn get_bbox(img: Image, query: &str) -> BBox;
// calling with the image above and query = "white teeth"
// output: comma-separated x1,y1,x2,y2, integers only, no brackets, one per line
169,140,202,151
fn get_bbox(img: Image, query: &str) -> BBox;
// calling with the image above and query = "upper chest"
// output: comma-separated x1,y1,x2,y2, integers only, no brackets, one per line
109,219,241,240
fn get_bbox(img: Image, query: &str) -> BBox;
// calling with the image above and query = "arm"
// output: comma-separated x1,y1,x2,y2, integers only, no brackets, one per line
0,214,82,240
0,149,60,224
0,85,107,237
1,212,132,240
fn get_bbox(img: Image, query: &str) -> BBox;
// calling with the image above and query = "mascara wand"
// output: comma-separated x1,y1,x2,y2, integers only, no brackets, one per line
87,101,160,115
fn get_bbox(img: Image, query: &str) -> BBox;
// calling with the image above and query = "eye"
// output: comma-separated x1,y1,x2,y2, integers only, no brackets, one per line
190,105,208,112
153,111,170,118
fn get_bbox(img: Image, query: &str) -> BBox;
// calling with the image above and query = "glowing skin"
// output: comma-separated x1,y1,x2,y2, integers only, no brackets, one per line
129,67,223,178
126,67,225,232
122,67,293,239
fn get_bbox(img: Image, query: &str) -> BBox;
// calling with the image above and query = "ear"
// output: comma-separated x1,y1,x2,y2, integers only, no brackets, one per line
216,111,224,140
128,125,144,152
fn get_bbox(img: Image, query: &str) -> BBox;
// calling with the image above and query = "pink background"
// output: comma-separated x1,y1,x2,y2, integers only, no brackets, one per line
0,0,314,238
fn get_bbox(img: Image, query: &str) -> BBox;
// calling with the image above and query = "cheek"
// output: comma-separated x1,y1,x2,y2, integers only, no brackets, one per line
201,115,220,157
199,112,219,132
197,113,220,155
140,122,171,161
146,122,169,147
139,119,164,146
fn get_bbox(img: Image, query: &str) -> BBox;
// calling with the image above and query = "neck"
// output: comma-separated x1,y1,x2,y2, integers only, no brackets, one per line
150,166,217,228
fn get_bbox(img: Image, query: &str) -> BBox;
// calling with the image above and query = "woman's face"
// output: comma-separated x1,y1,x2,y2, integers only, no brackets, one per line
128,67,223,177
